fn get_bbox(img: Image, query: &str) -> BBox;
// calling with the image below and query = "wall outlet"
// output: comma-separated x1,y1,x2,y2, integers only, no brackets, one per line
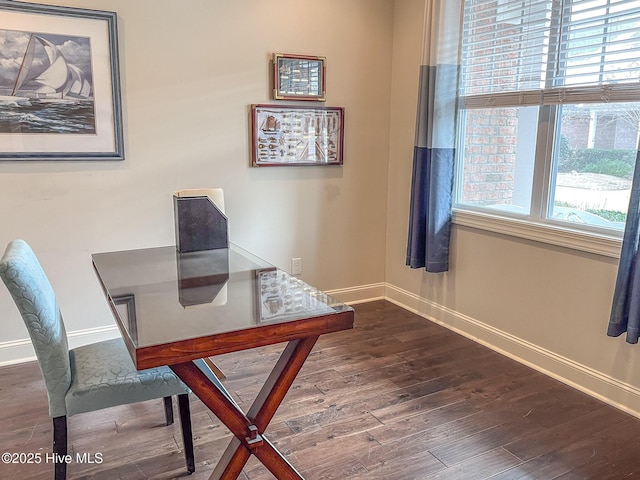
291,257,302,275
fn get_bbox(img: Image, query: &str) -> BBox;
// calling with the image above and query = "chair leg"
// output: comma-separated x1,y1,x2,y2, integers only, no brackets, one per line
52,416,67,480
163,396,174,426
177,394,195,473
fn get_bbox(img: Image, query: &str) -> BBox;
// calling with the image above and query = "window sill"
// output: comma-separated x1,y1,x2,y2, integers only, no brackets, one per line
452,209,623,258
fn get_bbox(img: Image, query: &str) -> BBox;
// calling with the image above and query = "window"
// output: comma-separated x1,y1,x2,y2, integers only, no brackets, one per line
455,0,640,237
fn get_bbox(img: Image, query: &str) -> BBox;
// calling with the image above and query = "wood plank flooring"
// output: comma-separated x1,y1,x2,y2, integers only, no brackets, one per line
1,300,640,479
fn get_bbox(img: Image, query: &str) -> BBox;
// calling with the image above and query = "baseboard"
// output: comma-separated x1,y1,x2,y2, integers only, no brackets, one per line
4,282,639,419
325,282,386,305
0,325,119,367
384,283,640,419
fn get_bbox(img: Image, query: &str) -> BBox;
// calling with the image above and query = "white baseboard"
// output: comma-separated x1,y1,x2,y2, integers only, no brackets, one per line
0,325,119,367
325,282,386,305
4,282,639,419
384,283,640,419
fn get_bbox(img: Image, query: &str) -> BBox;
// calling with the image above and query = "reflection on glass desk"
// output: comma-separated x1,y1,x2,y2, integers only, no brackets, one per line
176,248,230,307
256,268,335,322
92,244,353,369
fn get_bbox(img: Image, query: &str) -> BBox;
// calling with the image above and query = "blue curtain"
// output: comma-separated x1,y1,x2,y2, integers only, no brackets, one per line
608,150,640,343
406,1,461,273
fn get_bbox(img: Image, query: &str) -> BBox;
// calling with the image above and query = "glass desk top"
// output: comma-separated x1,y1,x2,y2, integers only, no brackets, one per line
92,244,354,369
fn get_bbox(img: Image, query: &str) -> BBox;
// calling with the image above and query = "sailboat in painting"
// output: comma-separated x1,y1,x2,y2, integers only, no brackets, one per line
0,31,96,134
0,34,92,105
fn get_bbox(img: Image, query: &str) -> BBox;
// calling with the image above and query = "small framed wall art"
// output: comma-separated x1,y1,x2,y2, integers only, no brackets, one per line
251,104,344,167
272,53,325,101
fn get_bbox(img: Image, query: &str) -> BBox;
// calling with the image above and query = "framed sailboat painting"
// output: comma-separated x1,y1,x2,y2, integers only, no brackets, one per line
0,1,124,161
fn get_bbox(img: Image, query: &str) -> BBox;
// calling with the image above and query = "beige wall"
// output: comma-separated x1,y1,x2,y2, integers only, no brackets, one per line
0,0,392,351
4,0,640,416
386,0,640,415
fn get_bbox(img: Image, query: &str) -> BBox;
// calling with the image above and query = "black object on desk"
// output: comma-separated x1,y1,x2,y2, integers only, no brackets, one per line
173,195,228,252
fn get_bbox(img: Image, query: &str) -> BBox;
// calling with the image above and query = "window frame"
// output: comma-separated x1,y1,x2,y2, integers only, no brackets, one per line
452,0,639,257
453,102,625,258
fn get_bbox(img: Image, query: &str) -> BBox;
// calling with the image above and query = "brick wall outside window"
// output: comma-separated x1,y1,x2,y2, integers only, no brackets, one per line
460,108,519,206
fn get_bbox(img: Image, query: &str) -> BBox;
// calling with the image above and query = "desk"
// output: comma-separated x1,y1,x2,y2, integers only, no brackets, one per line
92,244,354,479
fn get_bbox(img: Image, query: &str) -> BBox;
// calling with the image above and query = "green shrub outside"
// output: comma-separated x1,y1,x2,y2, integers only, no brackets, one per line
586,208,627,222
557,135,636,179
583,159,634,177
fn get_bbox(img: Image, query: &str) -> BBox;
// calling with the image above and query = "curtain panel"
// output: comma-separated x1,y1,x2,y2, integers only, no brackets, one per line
608,149,640,344
406,0,462,273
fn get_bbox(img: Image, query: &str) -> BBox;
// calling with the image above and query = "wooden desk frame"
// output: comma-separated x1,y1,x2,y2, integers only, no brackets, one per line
173,337,318,479
92,248,354,479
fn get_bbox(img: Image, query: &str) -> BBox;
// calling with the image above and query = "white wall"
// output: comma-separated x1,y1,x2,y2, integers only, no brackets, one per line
386,0,640,416
0,0,393,356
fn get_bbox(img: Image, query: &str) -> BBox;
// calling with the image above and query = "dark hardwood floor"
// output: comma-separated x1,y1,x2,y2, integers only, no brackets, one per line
2,300,640,479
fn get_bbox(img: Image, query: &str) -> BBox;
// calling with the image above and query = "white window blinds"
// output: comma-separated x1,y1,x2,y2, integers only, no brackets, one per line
461,0,640,108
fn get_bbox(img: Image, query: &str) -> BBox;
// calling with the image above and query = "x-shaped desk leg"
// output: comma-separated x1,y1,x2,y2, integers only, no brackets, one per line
170,336,319,480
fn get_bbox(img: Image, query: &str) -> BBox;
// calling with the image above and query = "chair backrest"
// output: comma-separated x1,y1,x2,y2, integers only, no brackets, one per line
0,240,71,418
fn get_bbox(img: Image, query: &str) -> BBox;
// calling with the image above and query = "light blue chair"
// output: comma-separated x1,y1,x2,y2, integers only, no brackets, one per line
0,240,195,479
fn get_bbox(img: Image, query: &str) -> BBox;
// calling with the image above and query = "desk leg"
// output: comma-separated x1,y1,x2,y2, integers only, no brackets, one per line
248,336,318,431
210,438,250,480
246,336,318,479
171,336,318,480
253,436,305,480
170,362,252,443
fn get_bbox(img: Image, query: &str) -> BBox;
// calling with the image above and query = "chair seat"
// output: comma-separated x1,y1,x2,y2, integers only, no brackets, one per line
0,239,196,479
66,338,189,416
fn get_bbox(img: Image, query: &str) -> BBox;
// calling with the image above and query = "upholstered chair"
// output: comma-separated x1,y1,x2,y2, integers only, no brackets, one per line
0,239,195,480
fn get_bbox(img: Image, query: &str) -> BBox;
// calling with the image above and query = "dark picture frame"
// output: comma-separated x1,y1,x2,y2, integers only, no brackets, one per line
0,0,124,161
272,53,325,101
251,104,344,167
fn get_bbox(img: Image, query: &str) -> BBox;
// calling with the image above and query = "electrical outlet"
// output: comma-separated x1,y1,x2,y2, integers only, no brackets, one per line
291,257,302,275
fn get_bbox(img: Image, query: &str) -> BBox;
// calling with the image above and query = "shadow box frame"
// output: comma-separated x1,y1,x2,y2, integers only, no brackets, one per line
0,0,124,161
251,104,344,167
272,53,326,101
